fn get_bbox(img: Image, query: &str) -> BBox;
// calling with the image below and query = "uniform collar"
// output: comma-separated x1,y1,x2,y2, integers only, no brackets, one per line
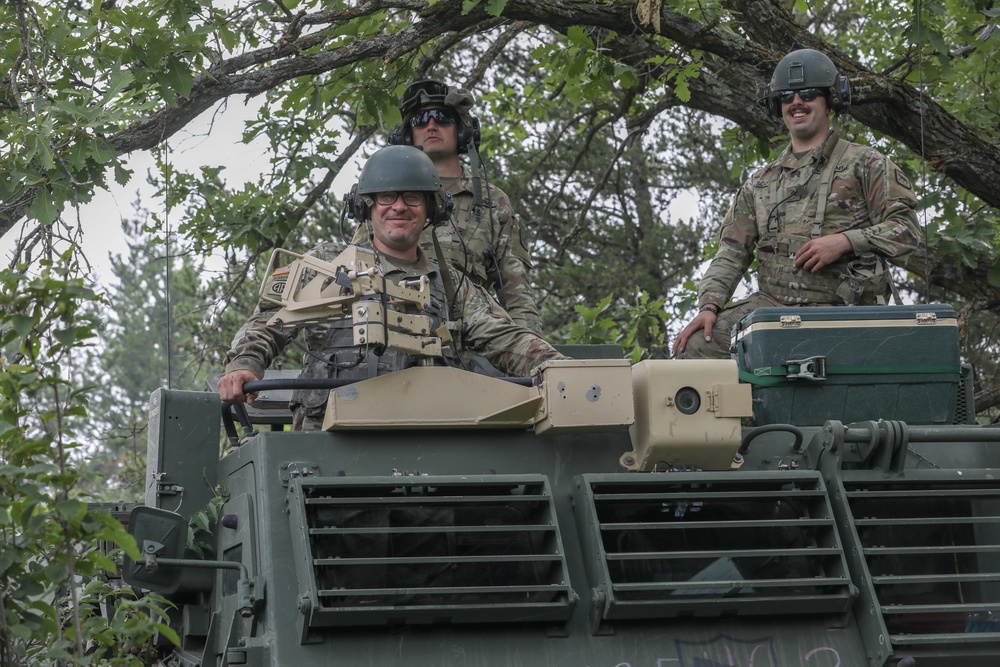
374,244,437,277
772,126,842,171
441,164,474,194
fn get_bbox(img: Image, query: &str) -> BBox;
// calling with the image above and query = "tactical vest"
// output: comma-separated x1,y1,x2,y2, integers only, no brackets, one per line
755,138,891,306
290,263,455,418
429,182,492,288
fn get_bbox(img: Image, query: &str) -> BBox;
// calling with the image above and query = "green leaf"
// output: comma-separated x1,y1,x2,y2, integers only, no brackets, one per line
53,327,79,346
11,314,35,337
989,261,1000,287
155,621,182,646
485,0,508,16
675,76,691,102
26,190,59,225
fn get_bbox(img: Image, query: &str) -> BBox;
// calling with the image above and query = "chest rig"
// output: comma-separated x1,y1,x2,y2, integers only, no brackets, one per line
282,250,460,418
755,137,892,306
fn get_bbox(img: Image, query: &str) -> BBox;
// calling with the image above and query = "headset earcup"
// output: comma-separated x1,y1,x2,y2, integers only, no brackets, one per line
346,184,369,222
833,75,851,112
469,116,482,150
456,116,482,154
761,84,781,118
344,184,359,220
388,124,411,147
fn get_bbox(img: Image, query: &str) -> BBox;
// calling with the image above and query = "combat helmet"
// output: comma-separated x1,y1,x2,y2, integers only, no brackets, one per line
390,79,482,154
761,49,851,117
347,145,452,225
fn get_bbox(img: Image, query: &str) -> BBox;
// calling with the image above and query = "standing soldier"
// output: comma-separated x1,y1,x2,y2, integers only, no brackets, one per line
673,49,921,359
354,79,542,334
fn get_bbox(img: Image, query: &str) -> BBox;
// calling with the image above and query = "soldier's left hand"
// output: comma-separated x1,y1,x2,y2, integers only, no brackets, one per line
794,233,852,273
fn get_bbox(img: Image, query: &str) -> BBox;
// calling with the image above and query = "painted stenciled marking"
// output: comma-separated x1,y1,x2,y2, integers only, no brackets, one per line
584,640,843,667
676,635,778,667
804,647,841,667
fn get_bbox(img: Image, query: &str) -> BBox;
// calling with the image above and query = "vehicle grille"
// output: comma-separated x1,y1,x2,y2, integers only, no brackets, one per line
288,475,575,627
844,473,1000,649
574,471,854,620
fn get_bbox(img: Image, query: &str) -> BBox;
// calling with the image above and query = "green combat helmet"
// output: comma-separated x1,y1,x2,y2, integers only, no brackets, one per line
762,48,851,116
346,145,452,225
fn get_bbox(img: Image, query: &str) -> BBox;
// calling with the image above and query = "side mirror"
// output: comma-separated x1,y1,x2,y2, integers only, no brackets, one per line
121,506,187,593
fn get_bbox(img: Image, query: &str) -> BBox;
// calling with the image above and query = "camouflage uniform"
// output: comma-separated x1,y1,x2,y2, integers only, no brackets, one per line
687,129,920,358
224,242,564,426
353,165,541,333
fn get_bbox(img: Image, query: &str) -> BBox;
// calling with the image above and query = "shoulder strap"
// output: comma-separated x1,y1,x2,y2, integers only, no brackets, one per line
811,137,851,238
430,227,460,320
467,146,484,213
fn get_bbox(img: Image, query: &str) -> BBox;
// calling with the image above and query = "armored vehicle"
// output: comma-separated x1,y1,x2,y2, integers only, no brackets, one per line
122,247,1000,667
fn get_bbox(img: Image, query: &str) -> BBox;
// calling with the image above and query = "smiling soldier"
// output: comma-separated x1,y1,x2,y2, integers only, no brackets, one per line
673,49,921,359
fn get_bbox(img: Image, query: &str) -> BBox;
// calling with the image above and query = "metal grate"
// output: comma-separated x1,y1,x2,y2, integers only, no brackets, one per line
574,471,854,621
844,475,1000,649
288,475,575,628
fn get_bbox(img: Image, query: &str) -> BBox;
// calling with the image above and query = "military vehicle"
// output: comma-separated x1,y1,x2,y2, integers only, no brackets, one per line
121,246,1000,667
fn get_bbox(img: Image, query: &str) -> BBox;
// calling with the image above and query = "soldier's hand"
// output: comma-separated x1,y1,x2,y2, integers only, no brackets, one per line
672,311,717,357
217,369,261,404
794,233,852,273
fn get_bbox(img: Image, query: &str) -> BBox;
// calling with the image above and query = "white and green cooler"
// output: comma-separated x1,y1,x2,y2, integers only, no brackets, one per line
731,304,962,426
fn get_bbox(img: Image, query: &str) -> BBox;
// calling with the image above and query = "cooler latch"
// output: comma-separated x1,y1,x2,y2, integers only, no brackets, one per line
785,356,827,381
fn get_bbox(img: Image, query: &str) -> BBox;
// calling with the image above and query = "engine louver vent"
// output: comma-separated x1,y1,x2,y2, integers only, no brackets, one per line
574,471,854,621
844,474,1000,649
288,475,575,628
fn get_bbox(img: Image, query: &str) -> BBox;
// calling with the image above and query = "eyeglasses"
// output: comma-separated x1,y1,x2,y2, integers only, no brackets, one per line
777,88,823,104
373,191,425,206
408,108,457,128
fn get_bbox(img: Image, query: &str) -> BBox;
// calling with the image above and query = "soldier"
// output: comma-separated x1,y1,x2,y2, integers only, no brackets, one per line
673,49,921,359
354,78,542,333
218,145,565,431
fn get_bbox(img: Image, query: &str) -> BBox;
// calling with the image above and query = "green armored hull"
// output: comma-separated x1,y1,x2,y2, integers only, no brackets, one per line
124,306,1000,667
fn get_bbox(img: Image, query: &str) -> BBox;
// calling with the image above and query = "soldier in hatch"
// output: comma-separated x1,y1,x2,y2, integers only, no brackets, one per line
353,78,542,333
218,145,565,431
673,49,921,359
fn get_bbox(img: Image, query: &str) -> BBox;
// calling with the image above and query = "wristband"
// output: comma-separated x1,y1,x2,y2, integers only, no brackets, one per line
699,305,719,315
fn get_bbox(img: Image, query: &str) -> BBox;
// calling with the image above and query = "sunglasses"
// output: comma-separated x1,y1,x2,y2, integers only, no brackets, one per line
408,108,457,128
777,88,824,104
373,191,425,206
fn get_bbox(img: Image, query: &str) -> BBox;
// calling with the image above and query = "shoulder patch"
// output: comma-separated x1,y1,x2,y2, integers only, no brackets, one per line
894,168,912,191
753,180,769,188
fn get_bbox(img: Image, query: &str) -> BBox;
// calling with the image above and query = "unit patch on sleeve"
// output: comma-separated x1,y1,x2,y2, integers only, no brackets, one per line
894,168,912,191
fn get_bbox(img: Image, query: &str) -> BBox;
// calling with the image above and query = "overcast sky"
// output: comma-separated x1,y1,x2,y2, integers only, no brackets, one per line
0,98,360,291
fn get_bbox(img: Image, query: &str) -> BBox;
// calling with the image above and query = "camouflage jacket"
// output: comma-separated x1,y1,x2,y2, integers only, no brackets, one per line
698,130,921,308
224,243,564,415
351,165,542,332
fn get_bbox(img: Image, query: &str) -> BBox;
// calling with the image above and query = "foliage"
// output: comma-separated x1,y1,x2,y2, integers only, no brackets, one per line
76,201,273,501
0,253,170,664
564,292,671,363
187,481,229,559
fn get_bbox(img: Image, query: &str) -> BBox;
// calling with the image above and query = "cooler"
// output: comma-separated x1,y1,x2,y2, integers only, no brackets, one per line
731,304,962,426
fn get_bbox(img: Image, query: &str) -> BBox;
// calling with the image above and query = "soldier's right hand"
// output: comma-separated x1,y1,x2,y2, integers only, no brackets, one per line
672,311,718,357
217,369,261,405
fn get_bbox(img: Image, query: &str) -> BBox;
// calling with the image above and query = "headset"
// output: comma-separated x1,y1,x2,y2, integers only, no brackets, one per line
343,185,453,228
760,75,852,118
